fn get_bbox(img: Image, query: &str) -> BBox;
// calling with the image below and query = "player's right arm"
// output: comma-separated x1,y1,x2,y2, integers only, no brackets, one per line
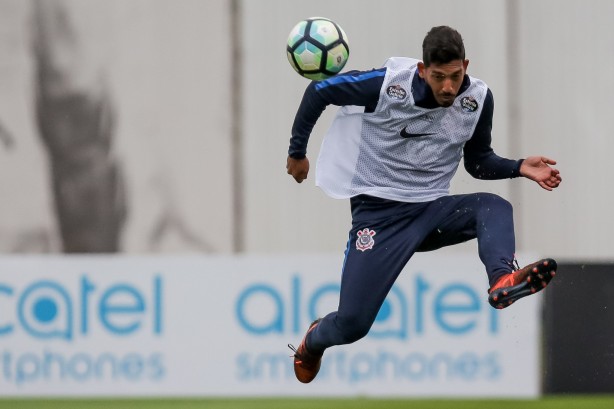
287,69,385,183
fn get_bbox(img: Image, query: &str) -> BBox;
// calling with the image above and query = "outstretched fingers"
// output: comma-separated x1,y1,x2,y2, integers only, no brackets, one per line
540,156,557,166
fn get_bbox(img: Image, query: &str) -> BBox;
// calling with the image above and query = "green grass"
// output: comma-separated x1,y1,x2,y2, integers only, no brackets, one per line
1,396,614,409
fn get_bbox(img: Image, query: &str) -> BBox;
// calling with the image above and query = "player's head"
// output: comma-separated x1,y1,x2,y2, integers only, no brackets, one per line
418,26,469,107
421,26,465,66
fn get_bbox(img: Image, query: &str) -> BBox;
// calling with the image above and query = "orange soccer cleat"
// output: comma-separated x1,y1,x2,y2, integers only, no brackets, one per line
488,258,557,309
288,319,323,383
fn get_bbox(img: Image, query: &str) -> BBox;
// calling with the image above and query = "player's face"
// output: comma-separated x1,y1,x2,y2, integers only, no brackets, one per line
418,59,469,107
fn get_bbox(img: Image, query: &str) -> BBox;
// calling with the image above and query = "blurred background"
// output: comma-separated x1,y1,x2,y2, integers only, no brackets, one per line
0,0,612,401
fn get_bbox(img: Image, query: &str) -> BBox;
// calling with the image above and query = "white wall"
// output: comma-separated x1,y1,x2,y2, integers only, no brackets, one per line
110,0,234,253
515,0,614,261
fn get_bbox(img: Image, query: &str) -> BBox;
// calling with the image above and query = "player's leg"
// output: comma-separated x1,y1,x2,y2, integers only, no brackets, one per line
308,197,436,351
308,226,418,350
290,196,433,383
417,193,557,309
417,192,516,286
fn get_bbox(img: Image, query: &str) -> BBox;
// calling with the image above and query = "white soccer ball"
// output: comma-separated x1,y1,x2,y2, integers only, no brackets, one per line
286,17,350,81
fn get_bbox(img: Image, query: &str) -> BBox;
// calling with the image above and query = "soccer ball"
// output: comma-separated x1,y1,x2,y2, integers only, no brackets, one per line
286,17,349,81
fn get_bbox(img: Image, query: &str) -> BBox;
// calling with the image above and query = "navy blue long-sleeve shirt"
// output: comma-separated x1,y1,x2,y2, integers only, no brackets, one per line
289,68,523,180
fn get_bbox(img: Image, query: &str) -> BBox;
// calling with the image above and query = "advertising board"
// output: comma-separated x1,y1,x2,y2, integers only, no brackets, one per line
0,254,539,397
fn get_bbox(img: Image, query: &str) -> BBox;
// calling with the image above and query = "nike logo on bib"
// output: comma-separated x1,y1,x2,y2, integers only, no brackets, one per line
399,129,436,138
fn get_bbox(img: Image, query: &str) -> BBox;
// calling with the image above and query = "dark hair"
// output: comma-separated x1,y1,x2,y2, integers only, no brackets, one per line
422,26,465,66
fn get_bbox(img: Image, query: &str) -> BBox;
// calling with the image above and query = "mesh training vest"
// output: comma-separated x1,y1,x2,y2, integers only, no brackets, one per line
315,57,488,202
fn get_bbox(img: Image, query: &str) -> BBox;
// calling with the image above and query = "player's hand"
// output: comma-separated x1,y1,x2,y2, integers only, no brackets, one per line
286,156,310,183
520,156,562,191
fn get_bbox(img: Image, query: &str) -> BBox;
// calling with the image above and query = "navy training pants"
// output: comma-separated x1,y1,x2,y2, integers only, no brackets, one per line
307,192,516,353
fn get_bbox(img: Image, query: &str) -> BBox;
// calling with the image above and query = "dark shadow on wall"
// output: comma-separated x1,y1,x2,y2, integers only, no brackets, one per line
31,0,126,253
11,0,219,253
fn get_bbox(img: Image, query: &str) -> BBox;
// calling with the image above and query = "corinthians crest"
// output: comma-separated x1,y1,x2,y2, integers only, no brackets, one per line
356,228,376,252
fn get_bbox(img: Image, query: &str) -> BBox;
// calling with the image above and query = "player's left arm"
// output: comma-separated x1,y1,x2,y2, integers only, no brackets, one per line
463,90,522,179
463,89,561,190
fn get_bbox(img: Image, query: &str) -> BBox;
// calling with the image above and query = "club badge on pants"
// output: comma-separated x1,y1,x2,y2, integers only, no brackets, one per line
356,228,376,252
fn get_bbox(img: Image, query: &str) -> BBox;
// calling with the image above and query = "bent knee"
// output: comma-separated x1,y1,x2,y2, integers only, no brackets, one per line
476,193,513,212
336,315,372,344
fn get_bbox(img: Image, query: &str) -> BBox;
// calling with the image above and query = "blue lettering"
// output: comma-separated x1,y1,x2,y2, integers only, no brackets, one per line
415,274,430,335
348,352,374,383
1,350,166,384
18,281,72,340
291,276,301,334
428,352,454,378
1,275,163,341
235,284,284,334
454,352,480,379
121,353,145,380
433,284,480,334
0,285,13,335
374,350,398,377
235,275,500,340
99,285,145,335
401,352,428,380
80,277,96,335
94,353,119,378
369,286,408,339
308,283,339,324
236,353,250,380
234,349,502,383
489,305,499,333
42,351,66,379
16,353,40,385
68,353,93,380
2,351,12,379
154,276,163,334
483,351,501,378
147,353,165,380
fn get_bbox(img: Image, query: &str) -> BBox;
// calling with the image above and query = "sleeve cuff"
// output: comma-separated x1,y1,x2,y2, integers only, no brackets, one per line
512,159,524,178
288,151,306,159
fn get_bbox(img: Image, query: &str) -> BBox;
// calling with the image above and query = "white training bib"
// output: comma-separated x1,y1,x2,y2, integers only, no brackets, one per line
316,57,488,202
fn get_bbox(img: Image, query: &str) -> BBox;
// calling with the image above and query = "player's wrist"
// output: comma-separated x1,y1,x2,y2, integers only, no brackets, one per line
515,159,526,178
288,152,306,160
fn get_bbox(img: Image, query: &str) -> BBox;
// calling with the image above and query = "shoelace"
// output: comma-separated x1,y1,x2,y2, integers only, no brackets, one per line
502,255,520,271
288,344,300,358
288,344,305,364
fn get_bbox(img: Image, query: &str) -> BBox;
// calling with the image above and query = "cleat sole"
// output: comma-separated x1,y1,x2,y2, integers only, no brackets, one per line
488,258,557,309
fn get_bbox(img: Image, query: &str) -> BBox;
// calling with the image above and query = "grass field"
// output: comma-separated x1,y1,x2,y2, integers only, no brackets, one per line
1,396,614,409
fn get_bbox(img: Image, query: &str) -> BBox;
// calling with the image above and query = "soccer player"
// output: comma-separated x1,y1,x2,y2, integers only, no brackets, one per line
286,26,562,384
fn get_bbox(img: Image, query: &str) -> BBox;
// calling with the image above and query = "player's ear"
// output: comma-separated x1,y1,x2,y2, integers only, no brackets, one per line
463,59,469,71
417,61,426,78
